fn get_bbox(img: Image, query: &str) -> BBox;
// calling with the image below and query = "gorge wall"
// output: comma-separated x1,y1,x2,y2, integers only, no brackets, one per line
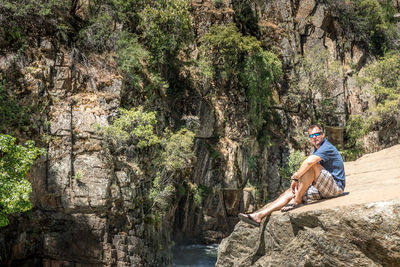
0,0,399,266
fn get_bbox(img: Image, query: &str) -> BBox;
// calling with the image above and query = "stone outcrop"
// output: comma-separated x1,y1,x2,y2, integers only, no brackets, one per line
217,144,400,266
217,201,400,266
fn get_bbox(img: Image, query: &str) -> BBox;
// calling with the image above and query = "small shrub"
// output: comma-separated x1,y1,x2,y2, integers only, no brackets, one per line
289,47,343,125
74,170,83,180
99,106,159,148
279,150,307,180
0,0,68,17
349,51,400,152
139,0,193,65
327,0,398,56
192,184,211,206
357,51,400,120
149,173,176,214
116,33,148,87
111,0,147,31
340,115,367,161
247,156,257,171
0,80,33,135
0,134,45,227
4,25,27,50
78,13,118,52
199,23,260,77
159,128,195,172
241,50,282,128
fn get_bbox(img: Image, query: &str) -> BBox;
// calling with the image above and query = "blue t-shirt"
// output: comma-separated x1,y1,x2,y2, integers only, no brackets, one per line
312,139,346,189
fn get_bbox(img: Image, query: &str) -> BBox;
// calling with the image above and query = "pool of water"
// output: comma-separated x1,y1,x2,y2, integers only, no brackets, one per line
173,243,219,267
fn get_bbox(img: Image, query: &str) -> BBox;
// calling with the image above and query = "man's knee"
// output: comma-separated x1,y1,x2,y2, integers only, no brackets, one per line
311,163,323,178
283,188,294,199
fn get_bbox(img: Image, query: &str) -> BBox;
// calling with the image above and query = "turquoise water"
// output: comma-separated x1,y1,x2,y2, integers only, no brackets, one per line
173,244,218,267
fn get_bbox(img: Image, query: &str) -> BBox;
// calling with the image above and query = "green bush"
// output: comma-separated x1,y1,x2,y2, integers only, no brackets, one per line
341,115,367,161
159,128,196,172
110,0,147,31
98,106,196,219
99,106,159,148
328,0,398,56
4,24,27,50
279,150,307,180
0,0,68,17
78,12,118,52
0,80,33,135
241,50,282,128
116,32,148,87
358,51,400,120
0,134,45,227
149,173,176,214
199,23,282,128
139,0,193,65
199,24,260,77
289,47,343,124
192,184,211,206
349,51,400,153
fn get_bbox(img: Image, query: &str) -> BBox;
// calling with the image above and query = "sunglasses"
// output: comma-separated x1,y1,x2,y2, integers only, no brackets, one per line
309,132,322,138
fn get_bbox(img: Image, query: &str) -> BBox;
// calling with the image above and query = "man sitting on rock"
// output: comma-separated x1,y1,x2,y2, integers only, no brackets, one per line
238,124,345,227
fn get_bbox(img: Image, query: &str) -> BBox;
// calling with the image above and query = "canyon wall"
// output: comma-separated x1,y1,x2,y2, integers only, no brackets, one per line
0,0,399,266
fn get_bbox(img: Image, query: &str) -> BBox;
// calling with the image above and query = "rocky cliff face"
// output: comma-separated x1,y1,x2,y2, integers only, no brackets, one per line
0,41,172,265
0,0,399,266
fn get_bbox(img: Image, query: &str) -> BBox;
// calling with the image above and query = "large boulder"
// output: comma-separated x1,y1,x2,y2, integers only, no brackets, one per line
217,144,400,266
217,201,400,266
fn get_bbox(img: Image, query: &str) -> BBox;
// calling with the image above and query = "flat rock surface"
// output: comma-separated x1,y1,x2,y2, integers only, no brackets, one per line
293,144,400,213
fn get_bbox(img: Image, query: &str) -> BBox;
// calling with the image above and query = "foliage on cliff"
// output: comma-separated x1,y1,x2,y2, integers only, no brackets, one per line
0,81,33,135
359,51,400,121
199,23,282,129
289,47,343,127
328,0,398,56
98,107,195,219
279,150,307,181
100,107,160,148
0,135,45,227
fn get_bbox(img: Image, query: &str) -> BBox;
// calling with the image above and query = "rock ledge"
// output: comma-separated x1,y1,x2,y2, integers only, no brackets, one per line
217,145,400,266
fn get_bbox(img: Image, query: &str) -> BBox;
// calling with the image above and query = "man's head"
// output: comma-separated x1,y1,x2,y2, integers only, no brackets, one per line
308,124,324,148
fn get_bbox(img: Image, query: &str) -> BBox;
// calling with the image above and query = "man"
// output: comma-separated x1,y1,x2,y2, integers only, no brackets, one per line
238,124,345,227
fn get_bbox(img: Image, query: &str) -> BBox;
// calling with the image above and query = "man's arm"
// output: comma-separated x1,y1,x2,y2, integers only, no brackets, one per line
292,155,322,179
290,155,322,193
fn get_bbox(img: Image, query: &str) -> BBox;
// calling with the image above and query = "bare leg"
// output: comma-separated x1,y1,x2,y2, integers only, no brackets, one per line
241,164,323,223
290,163,323,205
248,189,294,223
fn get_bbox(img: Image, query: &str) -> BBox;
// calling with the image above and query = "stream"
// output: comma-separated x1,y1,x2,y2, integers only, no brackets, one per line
173,243,219,267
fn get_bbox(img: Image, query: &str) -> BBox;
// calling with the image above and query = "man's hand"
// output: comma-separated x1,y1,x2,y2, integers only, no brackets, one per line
290,179,298,194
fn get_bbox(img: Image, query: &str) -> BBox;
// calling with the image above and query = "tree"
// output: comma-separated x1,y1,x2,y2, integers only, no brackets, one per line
0,134,45,227
289,47,343,125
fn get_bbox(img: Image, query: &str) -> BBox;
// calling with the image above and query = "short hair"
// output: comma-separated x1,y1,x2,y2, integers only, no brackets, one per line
309,124,323,133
